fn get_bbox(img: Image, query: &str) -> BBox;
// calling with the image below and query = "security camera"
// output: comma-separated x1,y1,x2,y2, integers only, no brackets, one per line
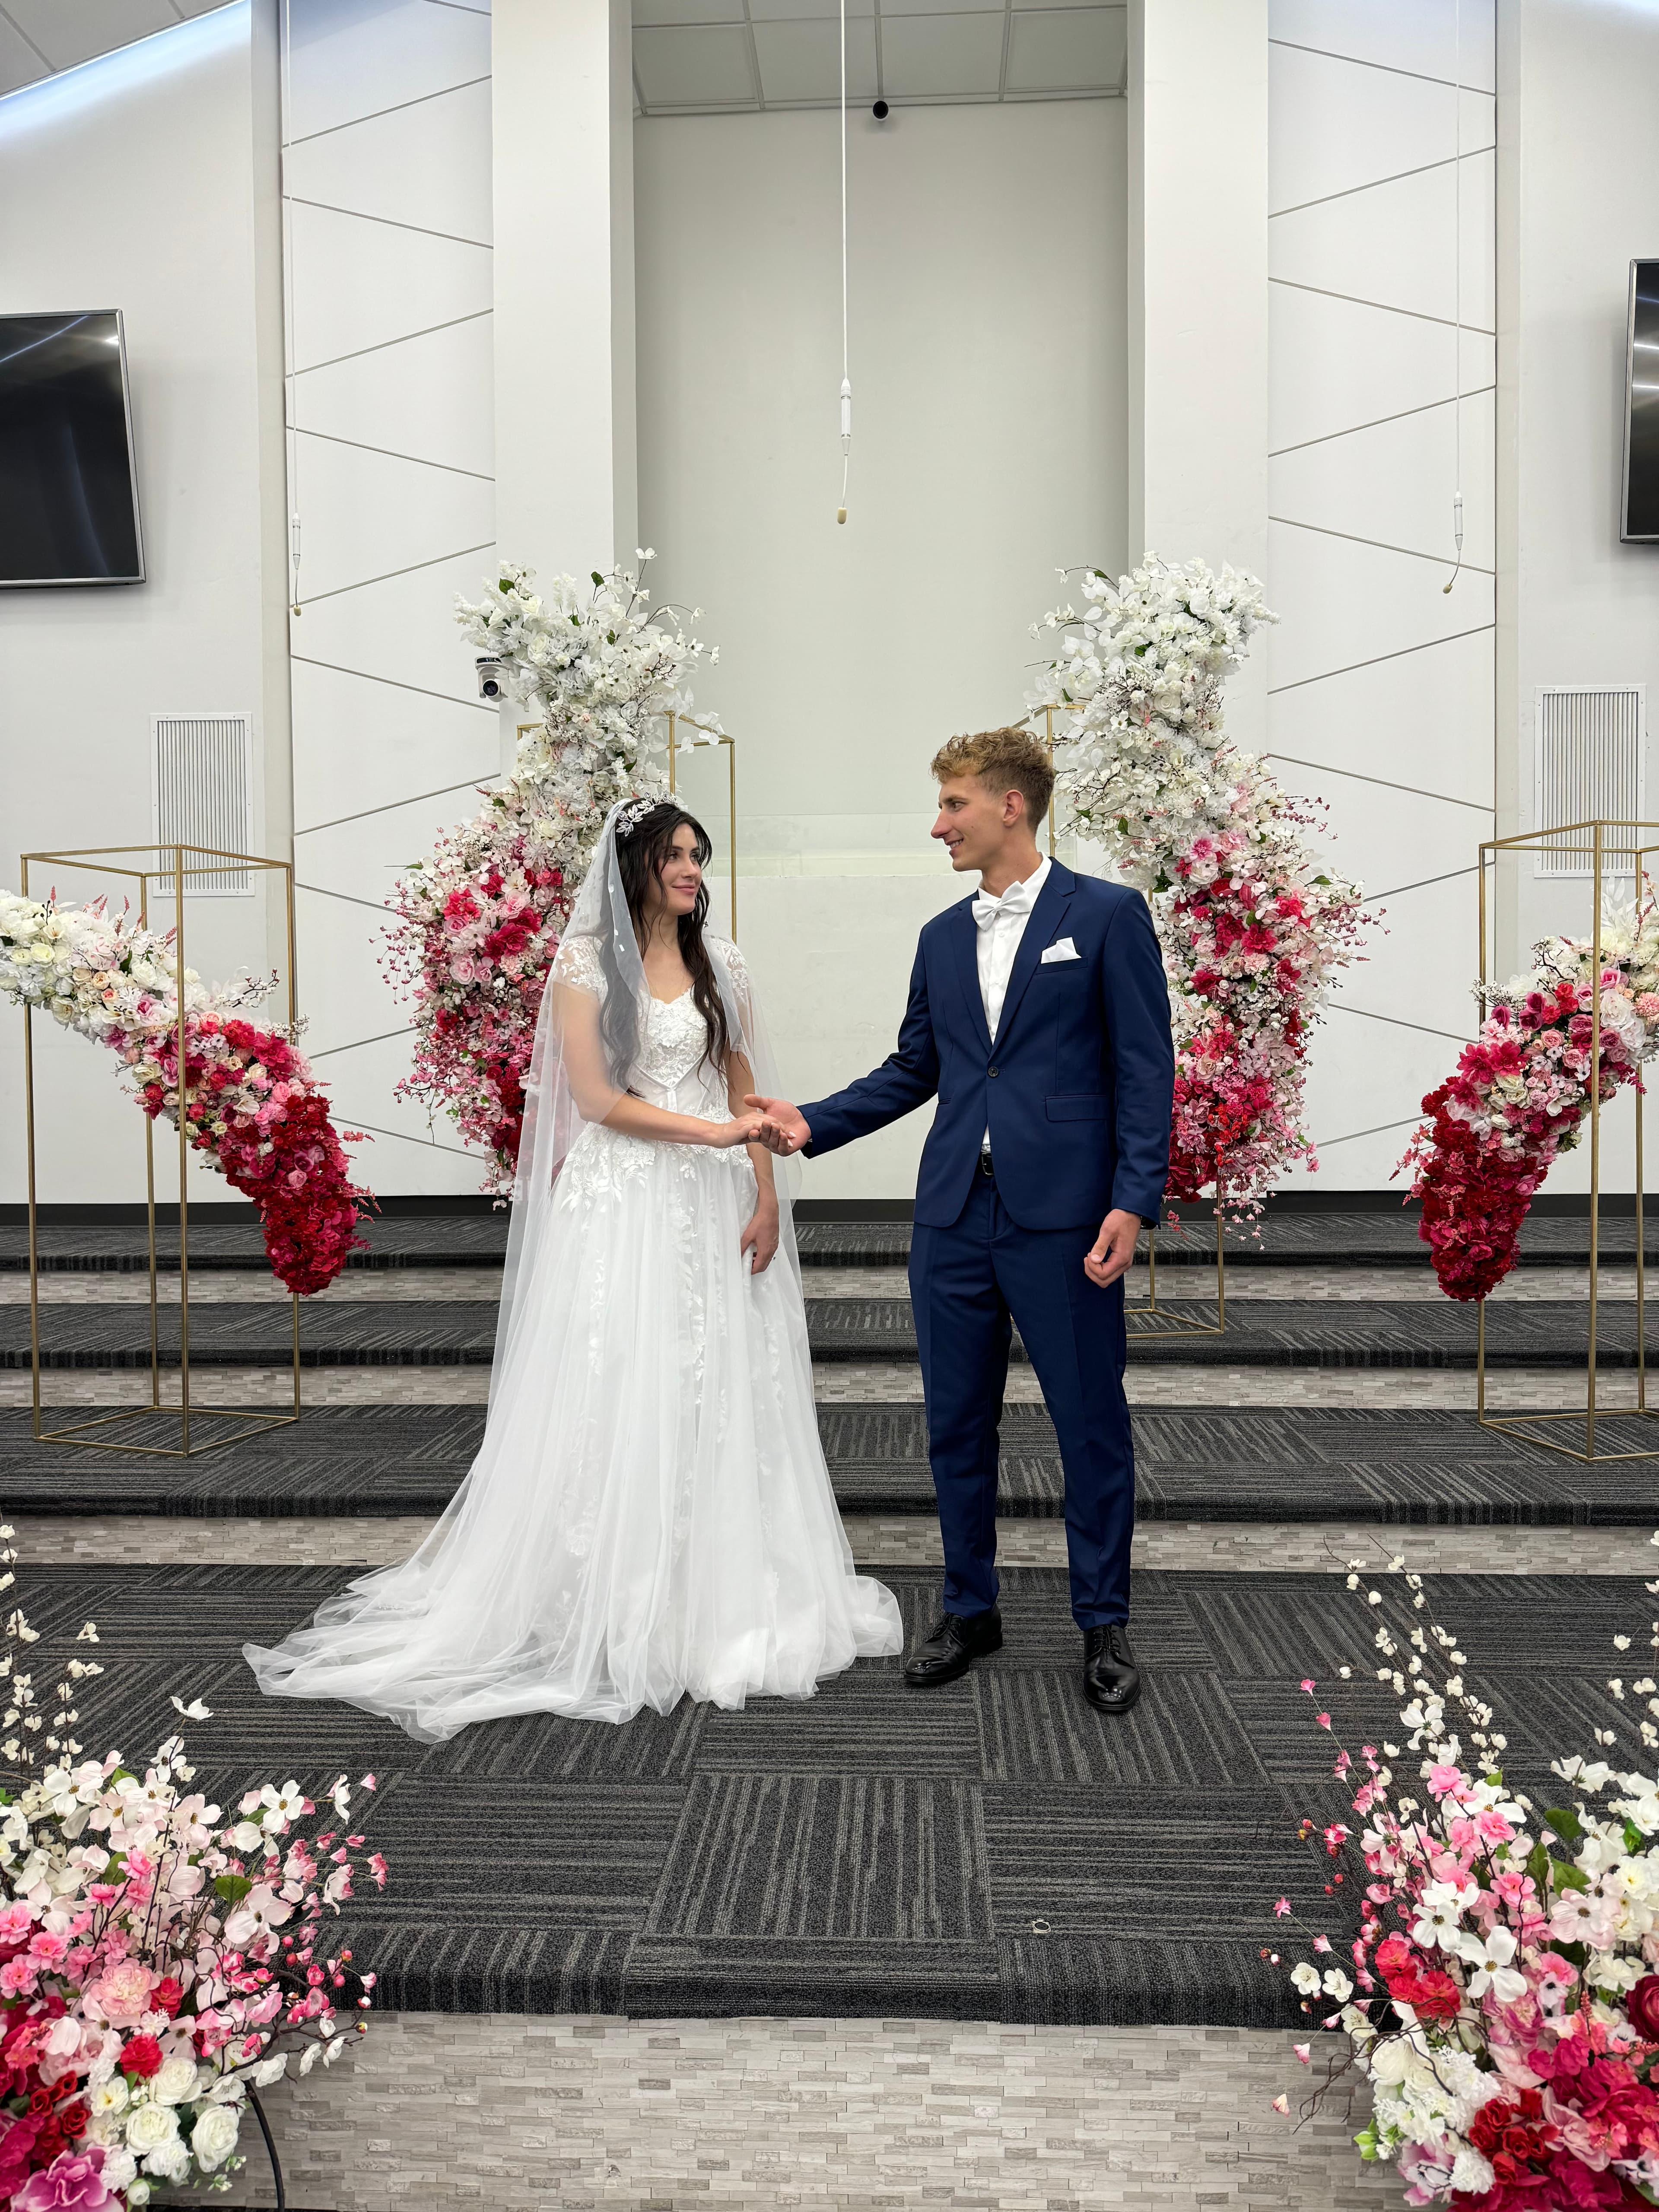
872,98,890,119
476,659,506,700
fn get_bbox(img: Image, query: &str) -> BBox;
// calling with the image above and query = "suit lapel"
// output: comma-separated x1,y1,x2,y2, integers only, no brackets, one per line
947,898,992,1054
993,863,1075,1047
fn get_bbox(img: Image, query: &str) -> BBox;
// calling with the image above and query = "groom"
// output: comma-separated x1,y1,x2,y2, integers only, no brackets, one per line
750,727,1174,1714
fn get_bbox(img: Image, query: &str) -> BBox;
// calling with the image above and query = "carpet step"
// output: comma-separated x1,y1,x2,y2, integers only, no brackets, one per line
5,1404,1653,1526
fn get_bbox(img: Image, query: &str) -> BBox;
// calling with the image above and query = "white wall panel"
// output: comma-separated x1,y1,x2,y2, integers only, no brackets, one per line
289,436,494,602
285,0,490,140
292,312,496,475
1270,386,1495,568
286,200,492,370
285,76,492,242
1269,284,1491,452
1268,43,1487,215
1267,0,1494,1187
1267,522,1494,692
1270,0,1495,92
283,0,496,1195
1265,626,1493,814
288,660,498,836
1271,150,1494,330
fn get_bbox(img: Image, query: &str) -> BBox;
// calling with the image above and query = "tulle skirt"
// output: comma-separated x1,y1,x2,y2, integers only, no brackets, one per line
244,1128,903,1737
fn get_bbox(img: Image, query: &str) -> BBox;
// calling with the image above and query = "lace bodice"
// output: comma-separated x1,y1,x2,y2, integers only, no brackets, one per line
553,932,750,1122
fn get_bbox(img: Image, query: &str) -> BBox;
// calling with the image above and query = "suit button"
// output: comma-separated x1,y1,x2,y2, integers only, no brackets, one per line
988,1067,998,1077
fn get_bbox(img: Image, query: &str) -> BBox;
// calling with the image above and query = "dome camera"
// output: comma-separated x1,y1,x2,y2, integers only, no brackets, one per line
872,98,890,119
476,659,507,700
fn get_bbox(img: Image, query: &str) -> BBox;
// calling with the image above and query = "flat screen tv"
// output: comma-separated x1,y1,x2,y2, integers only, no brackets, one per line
1624,263,1659,542
0,310,144,586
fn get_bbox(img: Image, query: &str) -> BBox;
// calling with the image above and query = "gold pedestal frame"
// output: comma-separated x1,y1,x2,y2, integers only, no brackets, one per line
1027,699,1228,1334
1474,819,1657,1464
20,843,302,1459
665,712,738,939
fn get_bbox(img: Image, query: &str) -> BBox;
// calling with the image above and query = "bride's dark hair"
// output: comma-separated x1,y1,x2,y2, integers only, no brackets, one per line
601,801,732,1083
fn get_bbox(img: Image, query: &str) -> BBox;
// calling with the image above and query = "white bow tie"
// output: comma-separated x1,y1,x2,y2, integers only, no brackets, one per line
973,879,1037,931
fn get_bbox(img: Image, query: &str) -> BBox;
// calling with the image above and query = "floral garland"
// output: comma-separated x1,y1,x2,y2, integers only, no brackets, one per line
1030,554,1371,1219
1268,1546,1659,2208
383,555,717,1192
0,1523,385,2209
1397,905,1659,1301
0,892,370,1297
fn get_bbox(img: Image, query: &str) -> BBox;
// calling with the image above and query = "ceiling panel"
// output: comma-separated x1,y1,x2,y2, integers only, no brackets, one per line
879,12,1005,96
0,11,47,92
1,0,176,72
634,20,759,106
1005,6,1123,92
631,0,1123,112
754,16,877,103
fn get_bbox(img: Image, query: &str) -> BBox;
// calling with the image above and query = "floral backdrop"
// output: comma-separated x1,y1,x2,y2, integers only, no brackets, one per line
1399,902,1659,1300
382,556,718,1193
1030,554,1372,1222
0,893,369,1296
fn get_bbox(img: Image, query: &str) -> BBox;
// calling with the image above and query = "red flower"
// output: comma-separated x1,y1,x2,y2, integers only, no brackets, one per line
120,2034,163,2079
151,1975,183,2018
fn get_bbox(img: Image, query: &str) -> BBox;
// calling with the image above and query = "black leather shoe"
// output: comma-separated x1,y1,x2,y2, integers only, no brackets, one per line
1082,1624,1141,1715
903,1606,1003,1688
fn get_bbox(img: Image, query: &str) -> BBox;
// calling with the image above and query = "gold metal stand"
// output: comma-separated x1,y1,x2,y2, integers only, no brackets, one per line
20,842,303,1459
1126,1207,1228,1339
665,711,738,939
1473,818,1658,1463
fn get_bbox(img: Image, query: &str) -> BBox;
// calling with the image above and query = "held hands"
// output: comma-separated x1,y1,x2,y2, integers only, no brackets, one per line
706,1112,769,1150
1085,1208,1141,1289
743,1095,812,1157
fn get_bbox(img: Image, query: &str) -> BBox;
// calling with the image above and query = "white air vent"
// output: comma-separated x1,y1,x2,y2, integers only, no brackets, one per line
152,715,254,895
1533,686,1646,877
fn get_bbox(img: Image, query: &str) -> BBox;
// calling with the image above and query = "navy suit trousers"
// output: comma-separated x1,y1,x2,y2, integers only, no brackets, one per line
908,1166,1135,1629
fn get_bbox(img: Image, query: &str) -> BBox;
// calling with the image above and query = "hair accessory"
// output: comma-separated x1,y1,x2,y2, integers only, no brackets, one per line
615,796,657,839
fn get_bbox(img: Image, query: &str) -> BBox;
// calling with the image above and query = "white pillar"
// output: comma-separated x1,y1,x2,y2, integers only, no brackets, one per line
1128,0,1270,748
491,0,638,585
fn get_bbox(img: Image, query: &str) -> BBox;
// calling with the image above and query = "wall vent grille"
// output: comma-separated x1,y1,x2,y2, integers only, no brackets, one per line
1533,686,1646,877
152,716,254,895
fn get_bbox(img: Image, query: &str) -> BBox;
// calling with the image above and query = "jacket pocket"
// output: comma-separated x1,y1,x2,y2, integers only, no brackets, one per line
1045,1095,1109,1122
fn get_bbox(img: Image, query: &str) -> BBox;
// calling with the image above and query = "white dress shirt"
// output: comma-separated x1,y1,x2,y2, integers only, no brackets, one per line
972,854,1050,1151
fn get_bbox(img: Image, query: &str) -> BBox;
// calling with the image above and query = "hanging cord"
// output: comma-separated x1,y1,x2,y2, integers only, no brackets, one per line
1443,0,1465,594
836,0,851,524
280,0,302,616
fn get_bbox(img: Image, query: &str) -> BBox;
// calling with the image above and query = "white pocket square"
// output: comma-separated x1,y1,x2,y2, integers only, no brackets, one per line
1040,937,1081,964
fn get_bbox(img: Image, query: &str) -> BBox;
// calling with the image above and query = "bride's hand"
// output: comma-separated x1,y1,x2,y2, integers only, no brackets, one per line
741,1195,780,1274
705,1112,767,1150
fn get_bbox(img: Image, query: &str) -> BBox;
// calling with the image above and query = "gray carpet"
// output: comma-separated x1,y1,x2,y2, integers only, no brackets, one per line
33,1557,1622,2024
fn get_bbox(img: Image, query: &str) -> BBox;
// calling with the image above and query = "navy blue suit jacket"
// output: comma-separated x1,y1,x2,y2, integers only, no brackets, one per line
800,863,1175,1233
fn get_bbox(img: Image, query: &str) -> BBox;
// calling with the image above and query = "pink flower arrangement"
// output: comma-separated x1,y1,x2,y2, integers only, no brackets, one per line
1398,909,1659,1300
0,891,371,1298
1033,558,1372,1223
1271,1551,1659,2207
0,1526,385,2208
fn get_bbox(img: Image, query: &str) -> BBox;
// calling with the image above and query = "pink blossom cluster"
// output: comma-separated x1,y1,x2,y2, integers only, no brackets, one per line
1399,920,1659,1300
381,788,571,1194
1271,1558,1659,2209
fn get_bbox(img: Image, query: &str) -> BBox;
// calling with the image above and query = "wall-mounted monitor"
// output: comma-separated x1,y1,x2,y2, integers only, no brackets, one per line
1624,263,1659,542
0,310,144,587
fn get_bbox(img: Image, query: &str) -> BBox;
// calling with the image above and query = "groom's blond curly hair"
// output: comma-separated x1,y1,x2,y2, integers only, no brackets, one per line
931,726,1054,828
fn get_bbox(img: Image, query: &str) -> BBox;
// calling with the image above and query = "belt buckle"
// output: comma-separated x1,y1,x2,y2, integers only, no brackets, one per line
978,1151,995,1179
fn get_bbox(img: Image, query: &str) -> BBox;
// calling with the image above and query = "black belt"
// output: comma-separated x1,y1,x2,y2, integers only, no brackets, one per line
977,1150,995,1179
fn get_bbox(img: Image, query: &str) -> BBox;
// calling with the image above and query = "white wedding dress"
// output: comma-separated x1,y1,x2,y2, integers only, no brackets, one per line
245,864,901,1738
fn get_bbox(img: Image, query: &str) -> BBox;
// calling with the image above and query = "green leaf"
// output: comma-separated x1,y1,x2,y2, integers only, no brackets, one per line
592,572,604,586
1554,1863,1589,1894
1545,1807,1585,1847
213,1874,253,1906
1526,1842,1552,1891
1627,1820,1646,1856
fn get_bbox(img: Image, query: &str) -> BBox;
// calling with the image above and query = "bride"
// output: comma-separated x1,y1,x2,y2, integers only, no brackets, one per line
245,798,902,1737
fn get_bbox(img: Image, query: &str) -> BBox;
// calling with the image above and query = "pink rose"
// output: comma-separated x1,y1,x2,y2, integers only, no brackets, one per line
0,1956,38,1997
12,2148,121,2212
88,1956,153,2023
0,1903,36,1946
28,1931,69,1967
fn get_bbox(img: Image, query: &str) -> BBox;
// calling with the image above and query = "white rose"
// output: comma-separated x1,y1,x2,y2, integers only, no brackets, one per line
100,2146,138,2190
191,2100,242,2171
125,2098,181,2155
151,2053,200,2104
1367,2036,1413,2087
145,2137,192,2181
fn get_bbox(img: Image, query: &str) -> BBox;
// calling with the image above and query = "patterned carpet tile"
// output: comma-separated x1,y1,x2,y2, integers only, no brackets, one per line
6,1403,1656,1528
28,1558,1625,2027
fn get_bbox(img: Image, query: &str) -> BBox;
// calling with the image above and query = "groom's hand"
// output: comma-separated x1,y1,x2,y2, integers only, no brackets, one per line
1085,1208,1141,1289
745,1095,811,1157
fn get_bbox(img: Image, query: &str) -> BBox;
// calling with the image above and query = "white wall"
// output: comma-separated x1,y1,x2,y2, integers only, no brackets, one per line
1497,0,1659,1196
1264,0,1498,1190
0,3,289,1207
282,0,499,1196
635,99,1128,1196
